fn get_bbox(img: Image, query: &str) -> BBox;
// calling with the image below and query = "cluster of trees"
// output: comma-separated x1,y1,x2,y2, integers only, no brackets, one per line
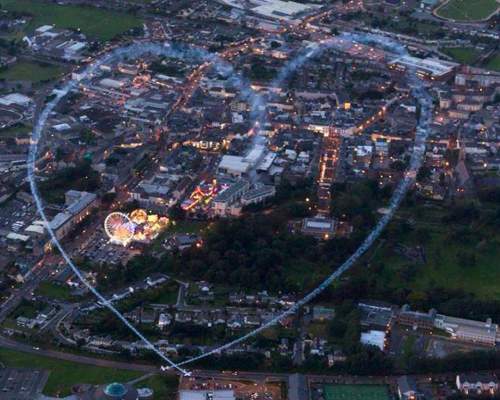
150,60,185,77
163,211,320,292
331,179,392,234
248,58,276,81
39,160,100,204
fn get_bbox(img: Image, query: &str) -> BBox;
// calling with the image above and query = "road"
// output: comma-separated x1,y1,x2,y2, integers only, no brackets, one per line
0,257,52,324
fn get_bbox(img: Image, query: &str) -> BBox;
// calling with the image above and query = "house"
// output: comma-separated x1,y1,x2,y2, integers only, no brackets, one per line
157,313,172,329
456,373,499,396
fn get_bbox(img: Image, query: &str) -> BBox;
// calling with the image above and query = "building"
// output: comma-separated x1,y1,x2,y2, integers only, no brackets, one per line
300,217,335,239
434,314,498,346
456,373,499,396
388,56,458,80
49,190,97,240
217,155,251,178
211,180,250,217
179,390,235,400
360,330,386,350
359,301,395,330
397,305,436,330
241,185,276,206
217,145,267,178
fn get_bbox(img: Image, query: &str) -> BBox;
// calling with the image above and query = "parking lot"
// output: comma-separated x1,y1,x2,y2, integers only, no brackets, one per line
0,368,49,399
78,227,140,265
0,197,38,236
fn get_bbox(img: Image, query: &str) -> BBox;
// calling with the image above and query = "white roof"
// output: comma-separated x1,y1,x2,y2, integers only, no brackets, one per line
7,232,30,242
252,0,316,19
66,41,86,53
305,220,332,230
49,212,72,231
244,145,266,164
52,123,71,132
361,330,385,350
390,55,458,77
35,25,53,33
25,225,45,235
180,390,235,400
100,78,126,89
0,93,32,106
218,155,250,174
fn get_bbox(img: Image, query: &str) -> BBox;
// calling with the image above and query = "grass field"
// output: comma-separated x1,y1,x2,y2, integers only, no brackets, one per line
436,0,499,21
0,123,31,139
485,53,500,72
370,205,500,300
0,61,65,82
1,0,142,41
35,281,75,301
0,348,142,396
324,384,389,400
442,47,481,65
134,375,179,399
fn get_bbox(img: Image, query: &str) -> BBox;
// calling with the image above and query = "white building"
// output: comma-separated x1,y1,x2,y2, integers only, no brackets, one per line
49,191,97,240
217,155,251,178
389,56,458,80
241,185,276,206
360,330,386,350
456,373,498,396
434,314,498,346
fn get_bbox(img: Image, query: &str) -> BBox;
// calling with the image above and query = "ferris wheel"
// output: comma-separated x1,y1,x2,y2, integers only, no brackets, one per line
104,212,135,246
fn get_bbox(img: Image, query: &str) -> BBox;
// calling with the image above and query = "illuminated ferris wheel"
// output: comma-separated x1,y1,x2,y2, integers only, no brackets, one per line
104,212,135,246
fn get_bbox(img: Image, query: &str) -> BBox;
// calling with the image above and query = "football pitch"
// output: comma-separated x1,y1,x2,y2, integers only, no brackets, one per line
324,384,390,400
435,0,499,21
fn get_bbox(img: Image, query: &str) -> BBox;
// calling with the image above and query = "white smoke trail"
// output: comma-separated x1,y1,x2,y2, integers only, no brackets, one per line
28,41,261,375
177,33,434,367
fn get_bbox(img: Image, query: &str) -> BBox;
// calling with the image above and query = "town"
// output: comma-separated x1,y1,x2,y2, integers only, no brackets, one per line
0,0,499,399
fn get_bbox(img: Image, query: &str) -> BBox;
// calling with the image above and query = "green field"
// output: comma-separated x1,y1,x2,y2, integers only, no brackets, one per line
436,0,499,21
134,375,179,399
1,0,143,41
370,205,500,300
0,61,65,82
442,47,481,65
324,385,389,400
0,123,31,139
35,281,75,301
0,348,142,396
485,53,500,72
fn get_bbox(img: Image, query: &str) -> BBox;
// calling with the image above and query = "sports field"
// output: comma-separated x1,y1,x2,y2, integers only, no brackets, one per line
485,53,500,72
435,0,499,21
324,384,389,400
0,61,65,82
442,47,480,65
1,0,142,41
